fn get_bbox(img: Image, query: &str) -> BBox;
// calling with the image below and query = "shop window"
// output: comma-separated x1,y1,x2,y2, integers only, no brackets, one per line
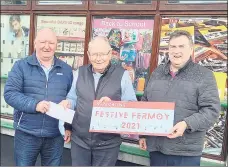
1,14,30,117
36,15,86,70
92,16,154,142
158,17,228,73
37,0,82,5
92,16,154,92
96,0,151,4
1,0,27,5
158,16,228,160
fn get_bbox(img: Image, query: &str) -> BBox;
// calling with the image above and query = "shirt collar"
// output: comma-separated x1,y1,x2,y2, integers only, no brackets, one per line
164,57,193,75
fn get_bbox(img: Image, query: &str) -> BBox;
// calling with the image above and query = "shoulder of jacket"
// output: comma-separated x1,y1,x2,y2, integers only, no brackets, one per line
192,63,213,77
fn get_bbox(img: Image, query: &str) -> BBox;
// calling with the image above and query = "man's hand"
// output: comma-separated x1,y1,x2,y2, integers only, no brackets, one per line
99,96,111,103
167,121,187,139
36,101,50,113
64,130,71,143
59,100,71,110
139,138,147,150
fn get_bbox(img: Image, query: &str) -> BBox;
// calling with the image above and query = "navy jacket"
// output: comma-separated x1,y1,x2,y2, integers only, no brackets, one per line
4,53,73,137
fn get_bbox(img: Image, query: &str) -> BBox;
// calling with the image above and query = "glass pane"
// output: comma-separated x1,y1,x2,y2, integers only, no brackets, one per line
1,0,27,5
167,0,227,4
92,16,154,142
38,0,82,5
1,14,30,116
158,17,228,73
96,0,151,4
36,15,86,70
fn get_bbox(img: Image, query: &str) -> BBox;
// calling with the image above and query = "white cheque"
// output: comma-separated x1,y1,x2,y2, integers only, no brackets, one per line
46,102,75,124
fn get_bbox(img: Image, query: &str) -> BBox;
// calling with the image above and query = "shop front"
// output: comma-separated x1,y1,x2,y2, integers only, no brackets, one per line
1,0,227,165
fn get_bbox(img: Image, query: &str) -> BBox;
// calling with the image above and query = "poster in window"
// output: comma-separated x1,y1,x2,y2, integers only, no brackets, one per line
158,17,227,73
1,14,30,116
1,14,30,77
36,15,86,70
92,17,154,93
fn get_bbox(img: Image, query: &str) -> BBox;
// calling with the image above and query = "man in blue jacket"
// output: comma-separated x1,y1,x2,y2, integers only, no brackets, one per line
4,28,73,166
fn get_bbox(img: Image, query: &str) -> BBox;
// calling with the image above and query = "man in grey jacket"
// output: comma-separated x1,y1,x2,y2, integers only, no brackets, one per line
139,30,220,166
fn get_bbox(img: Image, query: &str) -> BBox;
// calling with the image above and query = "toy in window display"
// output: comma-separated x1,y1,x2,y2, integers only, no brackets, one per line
122,62,135,84
107,28,122,53
120,45,137,62
56,42,63,52
135,32,144,51
70,43,77,53
142,32,153,51
137,77,145,92
63,42,70,52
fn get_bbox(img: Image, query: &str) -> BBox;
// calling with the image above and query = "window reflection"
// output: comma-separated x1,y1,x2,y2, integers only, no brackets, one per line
96,0,151,4
1,0,27,5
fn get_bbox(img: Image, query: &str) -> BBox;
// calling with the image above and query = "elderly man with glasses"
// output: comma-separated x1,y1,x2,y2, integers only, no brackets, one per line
60,36,137,166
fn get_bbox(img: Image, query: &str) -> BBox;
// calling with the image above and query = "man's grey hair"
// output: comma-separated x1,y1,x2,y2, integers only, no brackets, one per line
169,30,194,46
88,36,112,51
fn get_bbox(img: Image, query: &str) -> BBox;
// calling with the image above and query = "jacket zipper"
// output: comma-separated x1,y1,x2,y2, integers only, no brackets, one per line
41,67,51,136
17,112,24,128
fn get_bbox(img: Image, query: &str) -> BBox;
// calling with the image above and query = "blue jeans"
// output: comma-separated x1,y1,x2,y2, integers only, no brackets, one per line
14,129,64,166
150,151,201,166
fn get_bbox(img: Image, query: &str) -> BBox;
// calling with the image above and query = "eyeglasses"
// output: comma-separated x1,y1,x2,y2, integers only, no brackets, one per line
88,50,111,60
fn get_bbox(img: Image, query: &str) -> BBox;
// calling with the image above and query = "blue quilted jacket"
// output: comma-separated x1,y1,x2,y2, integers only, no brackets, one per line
4,53,73,137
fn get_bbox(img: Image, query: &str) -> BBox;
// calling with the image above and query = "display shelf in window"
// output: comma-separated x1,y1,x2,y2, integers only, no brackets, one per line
89,0,157,10
36,15,86,70
159,0,227,11
32,0,87,10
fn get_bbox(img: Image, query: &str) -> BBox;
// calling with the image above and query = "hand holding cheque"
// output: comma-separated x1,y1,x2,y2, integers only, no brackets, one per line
46,101,75,124
46,99,180,145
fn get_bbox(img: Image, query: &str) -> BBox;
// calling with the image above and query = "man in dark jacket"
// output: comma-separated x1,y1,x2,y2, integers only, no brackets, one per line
4,28,73,166
139,30,220,166
60,36,137,166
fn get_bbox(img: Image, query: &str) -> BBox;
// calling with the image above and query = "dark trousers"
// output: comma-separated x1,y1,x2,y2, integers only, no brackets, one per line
14,130,64,166
71,140,120,166
150,151,201,166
